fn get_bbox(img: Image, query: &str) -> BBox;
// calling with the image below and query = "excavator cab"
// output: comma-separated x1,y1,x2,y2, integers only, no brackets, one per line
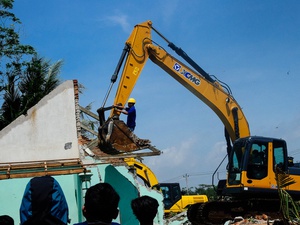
227,137,270,185
159,183,208,214
224,136,289,198
159,183,182,210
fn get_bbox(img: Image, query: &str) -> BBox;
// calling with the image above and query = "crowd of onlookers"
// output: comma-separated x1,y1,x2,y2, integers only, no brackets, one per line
0,175,159,225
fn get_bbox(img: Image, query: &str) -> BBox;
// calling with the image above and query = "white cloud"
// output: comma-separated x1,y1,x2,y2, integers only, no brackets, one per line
106,15,130,32
158,0,180,25
98,13,131,33
146,137,197,167
206,141,228,165
143,136,229,186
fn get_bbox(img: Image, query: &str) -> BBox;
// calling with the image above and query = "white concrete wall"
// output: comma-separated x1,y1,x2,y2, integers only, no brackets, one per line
0,80,80,163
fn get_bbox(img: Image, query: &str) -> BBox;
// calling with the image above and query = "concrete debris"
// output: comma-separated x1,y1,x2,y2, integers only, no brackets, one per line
224,215,285,225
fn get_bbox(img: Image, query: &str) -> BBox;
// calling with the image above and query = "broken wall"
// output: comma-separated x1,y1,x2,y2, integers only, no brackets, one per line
0,80,80,163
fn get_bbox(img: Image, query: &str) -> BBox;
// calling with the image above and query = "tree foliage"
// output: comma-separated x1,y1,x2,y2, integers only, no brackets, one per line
0,0,62,129
0,0,36,92
19,56,62,112
182,184,217,200
0,56,63,129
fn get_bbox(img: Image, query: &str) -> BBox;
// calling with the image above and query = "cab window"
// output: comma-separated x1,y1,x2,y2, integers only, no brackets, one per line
247,143,268,179
273,140,287,171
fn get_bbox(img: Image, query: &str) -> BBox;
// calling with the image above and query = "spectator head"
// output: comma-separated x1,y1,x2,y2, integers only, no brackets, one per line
0,215,14,225
131,195,159,224
20,176,69,225
83,183,120,223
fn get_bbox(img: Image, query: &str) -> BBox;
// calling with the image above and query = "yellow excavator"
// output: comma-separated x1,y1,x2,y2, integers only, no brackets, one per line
97,21,300,224
124,158,208,215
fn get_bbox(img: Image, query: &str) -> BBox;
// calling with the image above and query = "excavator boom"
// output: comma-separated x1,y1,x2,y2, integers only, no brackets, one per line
112,20,250,142
100,20,250,155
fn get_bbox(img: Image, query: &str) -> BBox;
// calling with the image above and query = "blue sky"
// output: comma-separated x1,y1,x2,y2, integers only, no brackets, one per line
12,0,300,188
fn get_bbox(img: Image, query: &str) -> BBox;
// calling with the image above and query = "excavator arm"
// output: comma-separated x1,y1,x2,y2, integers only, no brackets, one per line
109,20,250,144
124,158,208,215
110,21,152,113
124,158,159,188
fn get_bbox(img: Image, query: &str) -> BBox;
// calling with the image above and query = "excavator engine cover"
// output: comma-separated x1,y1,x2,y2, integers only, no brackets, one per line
98,118,151,155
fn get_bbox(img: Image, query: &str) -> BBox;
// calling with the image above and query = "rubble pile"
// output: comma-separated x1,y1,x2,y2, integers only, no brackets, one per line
225,215,285,225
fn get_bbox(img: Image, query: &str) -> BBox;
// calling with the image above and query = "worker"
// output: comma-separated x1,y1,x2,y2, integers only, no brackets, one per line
114,98,136,131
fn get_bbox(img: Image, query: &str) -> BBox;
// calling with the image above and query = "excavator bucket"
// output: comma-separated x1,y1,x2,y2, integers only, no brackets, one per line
98,118,151,155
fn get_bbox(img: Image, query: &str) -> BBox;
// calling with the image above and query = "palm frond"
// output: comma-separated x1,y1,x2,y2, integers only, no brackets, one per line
47,59,63,79
79,103,99,138
0,55,62,130
84,103,93,111
77,83,86,94
275,166,300,223
276,172,296,189
44,59,62,93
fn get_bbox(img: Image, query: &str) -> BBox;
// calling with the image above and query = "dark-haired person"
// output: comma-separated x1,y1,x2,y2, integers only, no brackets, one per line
131,195,159,225
74,182,120,225
0,215,14,225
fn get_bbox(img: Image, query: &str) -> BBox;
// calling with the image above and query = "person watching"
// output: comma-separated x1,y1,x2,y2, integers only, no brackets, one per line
131,195,159,225
0,215,14,225
74,182,120,225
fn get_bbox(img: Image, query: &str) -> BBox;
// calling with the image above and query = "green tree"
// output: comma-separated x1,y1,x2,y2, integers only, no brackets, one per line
0,0,36,92
19,56,62,112
183,184,217,200
0,1,62,130
0,56,63,129
0,73,21,127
